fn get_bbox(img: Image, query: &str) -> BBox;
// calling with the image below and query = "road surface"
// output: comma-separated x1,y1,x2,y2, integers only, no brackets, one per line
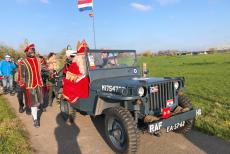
3,94,230,154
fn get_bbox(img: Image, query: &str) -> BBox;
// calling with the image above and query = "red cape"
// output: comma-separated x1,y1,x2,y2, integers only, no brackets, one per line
62,62,89,103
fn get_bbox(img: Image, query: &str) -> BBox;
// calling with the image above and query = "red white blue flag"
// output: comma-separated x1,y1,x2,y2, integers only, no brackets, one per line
78,0,93,12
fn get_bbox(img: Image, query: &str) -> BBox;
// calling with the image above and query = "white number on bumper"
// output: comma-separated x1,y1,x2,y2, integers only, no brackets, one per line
166,121,185,132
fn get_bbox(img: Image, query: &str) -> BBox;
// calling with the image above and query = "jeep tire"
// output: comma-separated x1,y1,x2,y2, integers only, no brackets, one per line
176,96,194,134
60,99,76,124
105,107,139,154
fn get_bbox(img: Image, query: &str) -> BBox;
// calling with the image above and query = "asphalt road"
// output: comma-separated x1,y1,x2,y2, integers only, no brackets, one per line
4,94,230,154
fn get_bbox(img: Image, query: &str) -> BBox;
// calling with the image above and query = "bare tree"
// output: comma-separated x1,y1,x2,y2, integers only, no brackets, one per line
17,38,29,53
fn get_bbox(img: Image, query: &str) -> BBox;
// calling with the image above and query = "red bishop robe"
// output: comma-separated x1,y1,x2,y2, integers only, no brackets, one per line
62,62,89,103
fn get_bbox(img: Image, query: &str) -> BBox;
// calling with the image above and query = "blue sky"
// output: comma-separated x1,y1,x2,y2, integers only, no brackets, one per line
0,0,230,54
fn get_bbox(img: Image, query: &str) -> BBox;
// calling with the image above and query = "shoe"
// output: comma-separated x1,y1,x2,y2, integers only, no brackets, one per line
39,105,46,112
10,92,15,96
42,108,46,112
3,88,7,94
26,109,31,115
33,120,40,128
19,106,24,113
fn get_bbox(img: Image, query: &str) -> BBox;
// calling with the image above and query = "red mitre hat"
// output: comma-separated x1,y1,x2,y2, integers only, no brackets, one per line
24,44,35,52
77,40,88,54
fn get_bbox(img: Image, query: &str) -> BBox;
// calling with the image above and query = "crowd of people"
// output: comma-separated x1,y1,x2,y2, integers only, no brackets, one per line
0,40,90,128
0,44,61,127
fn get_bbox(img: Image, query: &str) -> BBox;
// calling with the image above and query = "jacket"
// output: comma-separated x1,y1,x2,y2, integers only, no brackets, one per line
0,60,16,76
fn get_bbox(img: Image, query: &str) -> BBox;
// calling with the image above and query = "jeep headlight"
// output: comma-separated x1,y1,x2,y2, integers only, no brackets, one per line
121,88,128,96
174,81,179,90
137,87,145,97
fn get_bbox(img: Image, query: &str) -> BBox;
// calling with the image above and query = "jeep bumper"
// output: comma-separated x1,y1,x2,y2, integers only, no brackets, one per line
148,108,201,133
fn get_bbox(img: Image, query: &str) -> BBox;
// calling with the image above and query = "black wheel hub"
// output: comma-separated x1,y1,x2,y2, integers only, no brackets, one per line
108,118,126,151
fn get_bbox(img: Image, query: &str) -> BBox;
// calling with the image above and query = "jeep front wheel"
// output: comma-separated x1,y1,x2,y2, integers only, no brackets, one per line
60,99,76,123
176,96,194,134
105,107,139,154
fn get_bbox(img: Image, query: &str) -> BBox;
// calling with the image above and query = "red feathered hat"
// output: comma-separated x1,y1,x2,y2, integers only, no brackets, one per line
24,44,35,52
77,40,88,54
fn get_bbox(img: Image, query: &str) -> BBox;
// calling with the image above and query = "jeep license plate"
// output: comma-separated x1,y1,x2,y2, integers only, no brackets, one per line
148,122,163,133
148,121,186,133
166,121,185,133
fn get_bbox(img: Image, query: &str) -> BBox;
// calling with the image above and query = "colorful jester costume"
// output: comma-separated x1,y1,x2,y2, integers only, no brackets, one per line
18,44,44,128
19,56,44,107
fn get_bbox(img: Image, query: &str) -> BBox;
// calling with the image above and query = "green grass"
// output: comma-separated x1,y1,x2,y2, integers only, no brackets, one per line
0,96,33,154
139,53,230,141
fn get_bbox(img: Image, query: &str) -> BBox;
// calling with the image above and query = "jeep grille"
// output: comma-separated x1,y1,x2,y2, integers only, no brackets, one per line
148,81,176,112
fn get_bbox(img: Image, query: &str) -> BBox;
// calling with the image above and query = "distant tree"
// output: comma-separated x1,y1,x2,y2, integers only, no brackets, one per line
142,50,153,57
58,48,66,59
11,38,30,60
0,44,16,59
158,50,165,56
207,48,217,54
18,38,29,53
158,50,178,56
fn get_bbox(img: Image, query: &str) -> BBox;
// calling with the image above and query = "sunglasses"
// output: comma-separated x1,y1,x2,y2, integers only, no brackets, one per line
29,48,36,52
70,55,76,58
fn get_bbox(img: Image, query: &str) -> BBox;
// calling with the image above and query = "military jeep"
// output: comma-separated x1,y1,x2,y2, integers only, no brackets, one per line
58,49,201,154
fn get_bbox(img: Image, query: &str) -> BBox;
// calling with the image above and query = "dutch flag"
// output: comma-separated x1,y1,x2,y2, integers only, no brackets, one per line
78,0,93,12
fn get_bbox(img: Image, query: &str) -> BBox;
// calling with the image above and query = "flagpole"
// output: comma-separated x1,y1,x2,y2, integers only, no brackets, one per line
92,9,96,49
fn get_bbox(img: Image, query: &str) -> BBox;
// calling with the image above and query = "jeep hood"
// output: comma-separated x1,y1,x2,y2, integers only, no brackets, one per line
90,76,177,90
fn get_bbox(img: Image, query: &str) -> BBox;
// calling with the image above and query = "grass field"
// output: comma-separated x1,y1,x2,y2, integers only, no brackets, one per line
0,96,33,154
139,53,230,140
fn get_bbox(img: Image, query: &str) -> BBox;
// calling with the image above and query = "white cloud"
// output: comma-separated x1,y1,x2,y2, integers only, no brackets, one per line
156,0,179,6
40,0,49,4
130,3,152,11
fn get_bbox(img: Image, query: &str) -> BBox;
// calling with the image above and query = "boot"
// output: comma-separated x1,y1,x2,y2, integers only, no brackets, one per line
33,119,40,128
38,104,46,112
26,108,31,115
48,95,53,107
19,106,24,113
10,91,15,96
3,87,8,94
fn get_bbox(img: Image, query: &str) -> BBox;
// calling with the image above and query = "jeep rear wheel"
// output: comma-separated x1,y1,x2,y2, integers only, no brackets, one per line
105,107,139,154
60,99,76,123
176,96,194,134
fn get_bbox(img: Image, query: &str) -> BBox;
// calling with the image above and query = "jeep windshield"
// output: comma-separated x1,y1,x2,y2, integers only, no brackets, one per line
87,50,137,70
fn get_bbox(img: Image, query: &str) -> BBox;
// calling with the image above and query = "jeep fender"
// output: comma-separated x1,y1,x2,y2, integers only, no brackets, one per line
98,92,140,101
94,97,120,116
